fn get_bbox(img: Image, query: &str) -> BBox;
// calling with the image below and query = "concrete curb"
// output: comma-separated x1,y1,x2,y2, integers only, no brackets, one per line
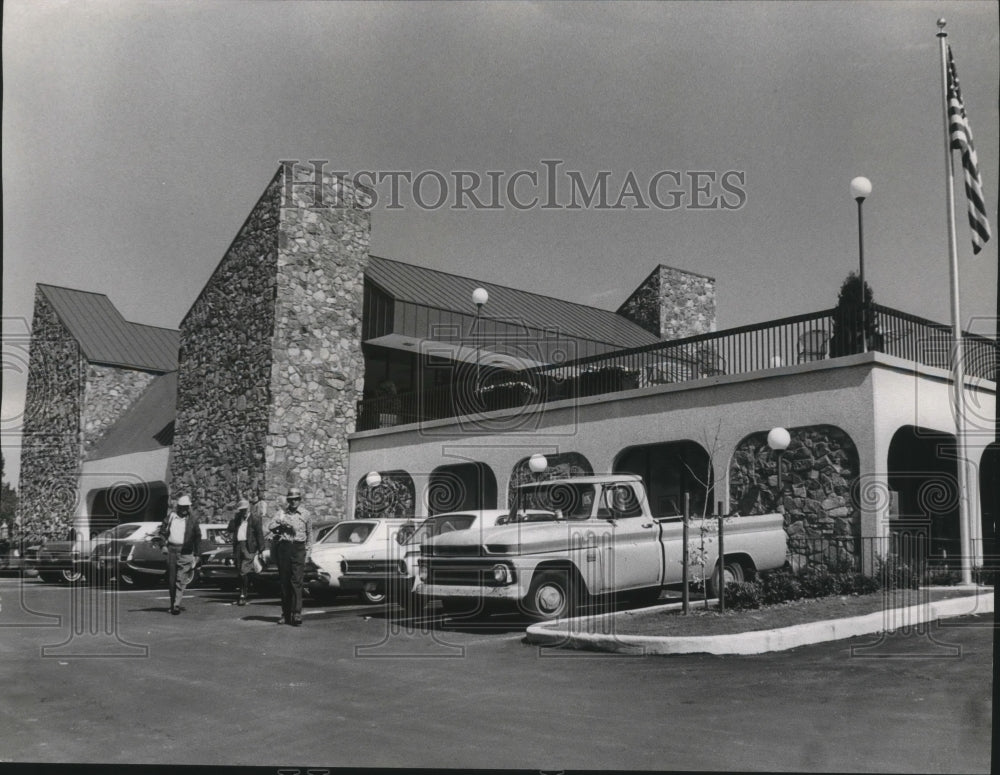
524,588,994,655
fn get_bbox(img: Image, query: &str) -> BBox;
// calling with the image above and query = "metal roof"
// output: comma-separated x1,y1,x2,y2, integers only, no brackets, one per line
37,285,179,372
85,372,177,461
365,256,659,350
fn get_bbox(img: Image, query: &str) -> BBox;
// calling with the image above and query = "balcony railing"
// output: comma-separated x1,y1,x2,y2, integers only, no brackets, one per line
356,304,997,431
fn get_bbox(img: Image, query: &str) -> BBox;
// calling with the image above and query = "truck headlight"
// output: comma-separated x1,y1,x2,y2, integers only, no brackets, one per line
418,563,428,582
492,564,511,584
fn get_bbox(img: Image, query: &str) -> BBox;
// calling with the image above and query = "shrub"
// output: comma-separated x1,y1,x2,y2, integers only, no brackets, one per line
877,554,919,591
924,562,961,586
761,568,803,604
798,564,840,598
724,580,763,610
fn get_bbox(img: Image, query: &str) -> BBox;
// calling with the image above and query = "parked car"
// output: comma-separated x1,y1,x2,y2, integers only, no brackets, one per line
304,518,417,603
0,537,43,577
29,534,95,583
198,520,339,593
336,510,531,609
89,522,229,588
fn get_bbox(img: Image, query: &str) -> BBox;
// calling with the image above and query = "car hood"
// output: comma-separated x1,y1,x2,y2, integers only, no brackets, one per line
426,520,605,556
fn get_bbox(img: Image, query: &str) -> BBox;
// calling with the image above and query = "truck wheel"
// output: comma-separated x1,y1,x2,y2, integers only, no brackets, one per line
708,559,745,598
359,583,387,604
527,570,581,621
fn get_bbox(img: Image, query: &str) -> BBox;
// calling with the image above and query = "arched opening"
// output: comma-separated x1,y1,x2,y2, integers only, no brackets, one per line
980,443,998,562
87,481,168,535
354,470,416,519
427,462,498,515
507,452,593,510
613,441,711,517
887,426,960,564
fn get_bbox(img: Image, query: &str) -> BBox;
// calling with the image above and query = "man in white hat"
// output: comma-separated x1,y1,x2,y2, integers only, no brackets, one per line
227,498,264,606
265,487,312,626
156,494,201,615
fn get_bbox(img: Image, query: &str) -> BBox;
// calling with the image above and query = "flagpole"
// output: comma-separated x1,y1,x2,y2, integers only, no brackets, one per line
936,18,974,585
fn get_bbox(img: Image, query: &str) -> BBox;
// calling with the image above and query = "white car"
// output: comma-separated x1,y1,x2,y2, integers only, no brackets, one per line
336,509,542,609
304,518,417,603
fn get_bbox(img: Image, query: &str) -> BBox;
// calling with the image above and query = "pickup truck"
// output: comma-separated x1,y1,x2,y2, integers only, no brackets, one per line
415,474,787,621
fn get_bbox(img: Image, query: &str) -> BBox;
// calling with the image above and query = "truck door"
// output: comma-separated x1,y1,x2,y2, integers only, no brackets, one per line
600,483,662,591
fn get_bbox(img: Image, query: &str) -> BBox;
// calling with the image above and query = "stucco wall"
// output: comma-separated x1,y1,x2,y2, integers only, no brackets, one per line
17,291,86,539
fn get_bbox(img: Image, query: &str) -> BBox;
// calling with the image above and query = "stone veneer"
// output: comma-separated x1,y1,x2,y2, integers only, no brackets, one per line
728,425,861,570
617,264,716,340
168,163,371,521
17,291,86,539
82,365,158,452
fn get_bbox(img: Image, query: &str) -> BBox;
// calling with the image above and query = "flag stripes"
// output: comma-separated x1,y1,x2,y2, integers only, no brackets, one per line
946,45,991,255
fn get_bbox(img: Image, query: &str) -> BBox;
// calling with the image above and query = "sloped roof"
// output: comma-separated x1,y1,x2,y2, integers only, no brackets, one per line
85,372,177,460
38,284,178,372
365,256,659,350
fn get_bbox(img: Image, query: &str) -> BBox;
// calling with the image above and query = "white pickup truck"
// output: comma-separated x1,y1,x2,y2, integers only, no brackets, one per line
415,474,787,621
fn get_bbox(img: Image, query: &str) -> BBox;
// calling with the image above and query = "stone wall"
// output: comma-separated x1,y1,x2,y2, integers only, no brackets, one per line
617,264,716,340
17,290,85,539
267,163,371,519
168,170,282,519
168,163,371,522
82,365,158,452
729,425,860,571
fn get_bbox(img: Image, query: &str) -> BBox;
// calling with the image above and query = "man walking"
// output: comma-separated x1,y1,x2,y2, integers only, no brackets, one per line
266,488,311,626
227,498,264,606
158,494,201,615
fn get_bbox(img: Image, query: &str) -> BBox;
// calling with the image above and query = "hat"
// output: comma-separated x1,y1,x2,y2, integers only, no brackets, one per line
286,488,302,499
236,499,250,511
177,495,192,507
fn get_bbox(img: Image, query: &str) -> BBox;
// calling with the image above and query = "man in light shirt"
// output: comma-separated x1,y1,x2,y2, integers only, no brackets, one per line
157,494,201,615
227,498,264,606
266,488,311,626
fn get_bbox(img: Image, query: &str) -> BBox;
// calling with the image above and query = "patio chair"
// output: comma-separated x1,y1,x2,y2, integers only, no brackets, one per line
797,330,829,363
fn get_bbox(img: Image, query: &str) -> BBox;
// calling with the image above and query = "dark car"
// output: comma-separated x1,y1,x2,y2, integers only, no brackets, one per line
0,537,43,578
198,521,339,593
90,522,229,588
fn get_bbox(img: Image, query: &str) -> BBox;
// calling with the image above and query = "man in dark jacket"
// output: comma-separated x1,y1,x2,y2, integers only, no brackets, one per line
227,498,264,606
158,494,201,615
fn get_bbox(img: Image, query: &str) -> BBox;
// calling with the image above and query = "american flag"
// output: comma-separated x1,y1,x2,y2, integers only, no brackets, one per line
947,45,991,255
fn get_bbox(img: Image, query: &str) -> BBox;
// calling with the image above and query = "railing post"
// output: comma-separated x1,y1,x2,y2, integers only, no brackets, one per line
682,493,690,615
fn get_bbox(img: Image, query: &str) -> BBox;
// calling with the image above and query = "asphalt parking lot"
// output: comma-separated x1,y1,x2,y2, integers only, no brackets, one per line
0,576,993,772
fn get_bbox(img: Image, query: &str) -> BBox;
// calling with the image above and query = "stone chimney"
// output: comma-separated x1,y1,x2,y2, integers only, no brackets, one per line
617,264,716,340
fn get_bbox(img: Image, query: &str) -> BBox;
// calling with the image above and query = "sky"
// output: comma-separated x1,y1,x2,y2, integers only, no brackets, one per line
3,0,998,488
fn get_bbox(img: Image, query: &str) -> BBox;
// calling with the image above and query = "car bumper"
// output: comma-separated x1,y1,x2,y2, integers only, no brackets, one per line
414,580,524,604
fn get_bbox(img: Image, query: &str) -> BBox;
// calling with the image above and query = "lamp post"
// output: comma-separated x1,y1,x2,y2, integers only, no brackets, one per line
850,176,872,353
471,287,489,391
364,470,383,517
767,427,791,500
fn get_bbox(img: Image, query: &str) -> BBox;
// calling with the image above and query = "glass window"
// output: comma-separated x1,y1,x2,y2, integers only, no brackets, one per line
518,483,596,520
321,522,375,544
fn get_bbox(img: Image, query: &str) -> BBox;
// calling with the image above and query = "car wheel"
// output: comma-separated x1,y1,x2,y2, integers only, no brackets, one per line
526,570,582,622
707,558,745,599
60,568,85,584
359,582,387,604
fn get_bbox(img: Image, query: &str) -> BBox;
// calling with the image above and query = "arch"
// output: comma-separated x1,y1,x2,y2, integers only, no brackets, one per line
354,470,416,519
887,426,960,564
427,462,498,515
730,425,860,571
613,441,712,517
507,452,593,510
980,443,999,562
86,480,168,531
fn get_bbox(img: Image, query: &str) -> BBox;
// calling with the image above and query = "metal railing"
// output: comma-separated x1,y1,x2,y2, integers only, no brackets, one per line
356,304,997,431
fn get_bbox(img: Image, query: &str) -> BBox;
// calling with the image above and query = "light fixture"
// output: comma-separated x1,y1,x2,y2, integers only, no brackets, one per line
849,176,872,353
472,287,489,392
767,427,791,496
365,471,382,489
528,453,548,474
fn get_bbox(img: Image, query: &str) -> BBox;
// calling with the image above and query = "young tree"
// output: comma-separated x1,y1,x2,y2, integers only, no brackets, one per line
0,454,17,546
829,272,883,356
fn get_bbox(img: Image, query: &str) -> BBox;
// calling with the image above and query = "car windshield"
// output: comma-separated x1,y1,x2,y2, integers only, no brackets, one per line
202,527,230,545
406,514,477,544
518,483,596,520
320,522,375,545
101,524,147,541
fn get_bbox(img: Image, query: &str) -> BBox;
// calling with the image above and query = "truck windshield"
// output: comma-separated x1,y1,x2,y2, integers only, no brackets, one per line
405,514,476,544
518,483,596,520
